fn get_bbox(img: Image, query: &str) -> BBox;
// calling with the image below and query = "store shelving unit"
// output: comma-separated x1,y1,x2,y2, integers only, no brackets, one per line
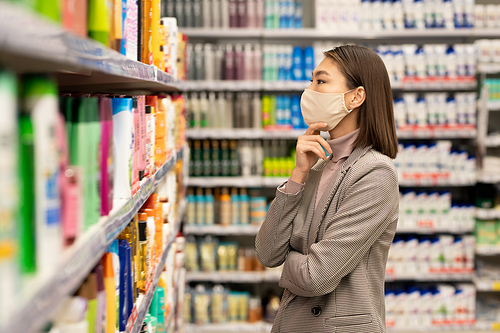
0,2,181,94
184,322,273,333
0,2,189,332
184,224,262,236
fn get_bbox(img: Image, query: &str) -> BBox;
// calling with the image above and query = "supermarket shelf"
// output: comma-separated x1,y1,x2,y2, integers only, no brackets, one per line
476,321,500,332
187,176,476,188
181,79,476,92
182,28,500,40
474,278,500,292
488,101,500,111
396,226,474,234
476,246,500,256
385,273,474,282
477,209,500,220
128,200,186,333
186,127,477,140
184,224,262,235
185,322,272,333
484,135,500,147
478,63,500,74
477,173,500,184
185,271,282,283
0,2,180,94
0,149,184,333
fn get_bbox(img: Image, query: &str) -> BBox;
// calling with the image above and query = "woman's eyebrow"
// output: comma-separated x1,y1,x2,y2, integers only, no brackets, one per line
313,70,331,77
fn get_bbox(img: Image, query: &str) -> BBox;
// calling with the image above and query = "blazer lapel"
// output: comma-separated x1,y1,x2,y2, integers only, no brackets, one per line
306,145,373,249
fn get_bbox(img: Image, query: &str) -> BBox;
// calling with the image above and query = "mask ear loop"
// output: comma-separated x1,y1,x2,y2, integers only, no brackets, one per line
344,87,363,113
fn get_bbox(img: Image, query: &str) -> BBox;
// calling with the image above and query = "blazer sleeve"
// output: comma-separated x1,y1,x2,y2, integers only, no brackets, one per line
255,181,304,268
278,159,399,297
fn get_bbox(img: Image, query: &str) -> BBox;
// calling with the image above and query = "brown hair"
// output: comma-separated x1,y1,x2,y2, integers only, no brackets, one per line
323,45,398,159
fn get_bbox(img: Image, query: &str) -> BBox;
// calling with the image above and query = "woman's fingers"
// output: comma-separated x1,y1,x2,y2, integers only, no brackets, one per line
304,122,327,135
298,141,327,161
302,135,332,155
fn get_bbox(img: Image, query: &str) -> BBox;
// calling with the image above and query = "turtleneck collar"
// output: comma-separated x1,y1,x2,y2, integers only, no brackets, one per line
327,128,360,163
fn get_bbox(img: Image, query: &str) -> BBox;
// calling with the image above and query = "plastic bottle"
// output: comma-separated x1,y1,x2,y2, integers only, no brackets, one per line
112,98,133,199
240,188,250,225
303,46,314,81
230,188,240,224
22,75,62,276
205,188,215,225
220,188,232,226
88,0,110,46
36,0,61,22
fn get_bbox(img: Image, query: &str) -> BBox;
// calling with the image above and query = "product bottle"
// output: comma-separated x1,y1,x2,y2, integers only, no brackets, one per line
240,188,250,225
202,139,212,176
138,213,148,292
102,253,116,333
196,187,206,225
22,75,62,276
230,188,240,224
88,0,110,45
205,188,215,225
229,140,240,176
211,140,221,176
220,188,232,226
35,0,61,22
118,240,130,332
99,98,114,216
303,46,314,81
187,188,196,225
252,92,262,129
112,98,133,199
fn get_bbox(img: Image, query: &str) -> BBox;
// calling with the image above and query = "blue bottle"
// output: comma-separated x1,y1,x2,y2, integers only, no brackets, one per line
291,46,304,81
304,46,314,81
283,95,291,126
291,95,302,129
294,0,303,28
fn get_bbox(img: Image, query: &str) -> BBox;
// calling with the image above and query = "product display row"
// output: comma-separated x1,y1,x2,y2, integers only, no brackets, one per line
46,192,183,333
385,284,476,329
186,188,268,226
184,284,278,326
386,235,475,280
185,236,267,274
398,191,475,232
394,141,476,183
394,92,477,129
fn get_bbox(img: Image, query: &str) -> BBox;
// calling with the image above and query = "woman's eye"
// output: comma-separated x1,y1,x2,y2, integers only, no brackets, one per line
317,80,325,84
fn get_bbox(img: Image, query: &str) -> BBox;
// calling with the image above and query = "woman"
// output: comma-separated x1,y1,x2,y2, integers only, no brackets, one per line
256,45,399,333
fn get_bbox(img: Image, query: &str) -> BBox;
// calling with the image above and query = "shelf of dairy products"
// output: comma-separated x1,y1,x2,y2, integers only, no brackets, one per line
0,2,182,94
186,271,282,283
186,127,477,140
184,225,262,236
477,209,500,220
0,149,184,333
127,200,186,333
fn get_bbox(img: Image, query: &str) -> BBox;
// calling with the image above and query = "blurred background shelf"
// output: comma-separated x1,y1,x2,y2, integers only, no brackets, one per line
184,225,262,236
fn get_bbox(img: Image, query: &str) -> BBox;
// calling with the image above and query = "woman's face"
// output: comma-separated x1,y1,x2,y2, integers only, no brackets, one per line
307,57,350,94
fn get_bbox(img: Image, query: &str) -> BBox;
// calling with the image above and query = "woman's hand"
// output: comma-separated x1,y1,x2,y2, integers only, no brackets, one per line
290,122,333,184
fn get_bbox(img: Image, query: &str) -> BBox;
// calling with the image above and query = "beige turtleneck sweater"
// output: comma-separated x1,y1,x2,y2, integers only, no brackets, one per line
282,128,360,209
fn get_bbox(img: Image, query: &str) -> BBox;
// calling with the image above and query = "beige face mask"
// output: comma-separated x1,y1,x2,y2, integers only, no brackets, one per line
300,88,357,131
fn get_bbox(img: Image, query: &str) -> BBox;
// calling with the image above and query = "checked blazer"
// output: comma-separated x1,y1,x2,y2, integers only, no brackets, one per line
256,145,399,333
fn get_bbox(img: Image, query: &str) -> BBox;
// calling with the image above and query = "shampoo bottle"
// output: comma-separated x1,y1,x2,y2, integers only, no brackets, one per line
88,0,110,45
112,98,133,199
22,75,62,276
102,253,116,333
99,97,114,216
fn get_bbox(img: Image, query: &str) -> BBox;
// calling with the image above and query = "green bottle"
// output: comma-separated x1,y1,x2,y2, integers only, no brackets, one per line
35,0,61,23
88,0,110,46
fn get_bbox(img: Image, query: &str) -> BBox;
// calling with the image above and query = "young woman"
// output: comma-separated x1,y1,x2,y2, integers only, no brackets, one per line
256,45,399,333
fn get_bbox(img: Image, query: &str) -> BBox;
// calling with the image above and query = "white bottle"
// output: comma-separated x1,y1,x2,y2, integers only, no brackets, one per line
393,0,405,30
383,0,394,30
474,4,485,29
443,0,454,29
216,92,226,129
204,44,215,81
221,0,230,28
414,0,425,30
190,92,201,128
252,92,262,129
371,0,383,31
212,0,221,27
360,0,372,31
203,0,212,27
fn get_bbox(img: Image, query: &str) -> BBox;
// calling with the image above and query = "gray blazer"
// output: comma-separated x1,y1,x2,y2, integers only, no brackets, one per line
256,145,399,333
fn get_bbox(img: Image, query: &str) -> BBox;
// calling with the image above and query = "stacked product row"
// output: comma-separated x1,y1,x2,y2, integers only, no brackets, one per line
164,0,304,29
399,190,475,231
9,0,188,78
186,188,268,226
317,0,476,31
394,92,477,129
184,285,280,325
475,219,500,248
187,92,307,130
385,284,476,329
185,236,266,273
386,235,475,278
46,188,184,333
0,70,186,325
394,141,476,183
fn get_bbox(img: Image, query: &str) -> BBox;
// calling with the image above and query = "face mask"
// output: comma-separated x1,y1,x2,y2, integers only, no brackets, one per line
300,88,357,131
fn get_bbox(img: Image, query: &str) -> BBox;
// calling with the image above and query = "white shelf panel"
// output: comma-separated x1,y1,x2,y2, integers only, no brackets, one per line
385,273,474,282
187,176,476,188
477,209,500,220
184,224,261,235
396,226,474,234
185,271,281,283
0,149,184,333
485,135,500,147
128,200,186,333
182,80,263,92
0,2,180,94
186,128,476,140
488,101,500,111
185,322,272,333
477,246,500,256
477,173,500,184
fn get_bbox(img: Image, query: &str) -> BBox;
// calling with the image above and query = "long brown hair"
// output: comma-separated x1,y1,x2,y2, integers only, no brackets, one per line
323,45,398,159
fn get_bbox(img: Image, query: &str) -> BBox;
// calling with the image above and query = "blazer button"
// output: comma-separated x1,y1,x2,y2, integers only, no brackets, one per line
311,306,322,317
